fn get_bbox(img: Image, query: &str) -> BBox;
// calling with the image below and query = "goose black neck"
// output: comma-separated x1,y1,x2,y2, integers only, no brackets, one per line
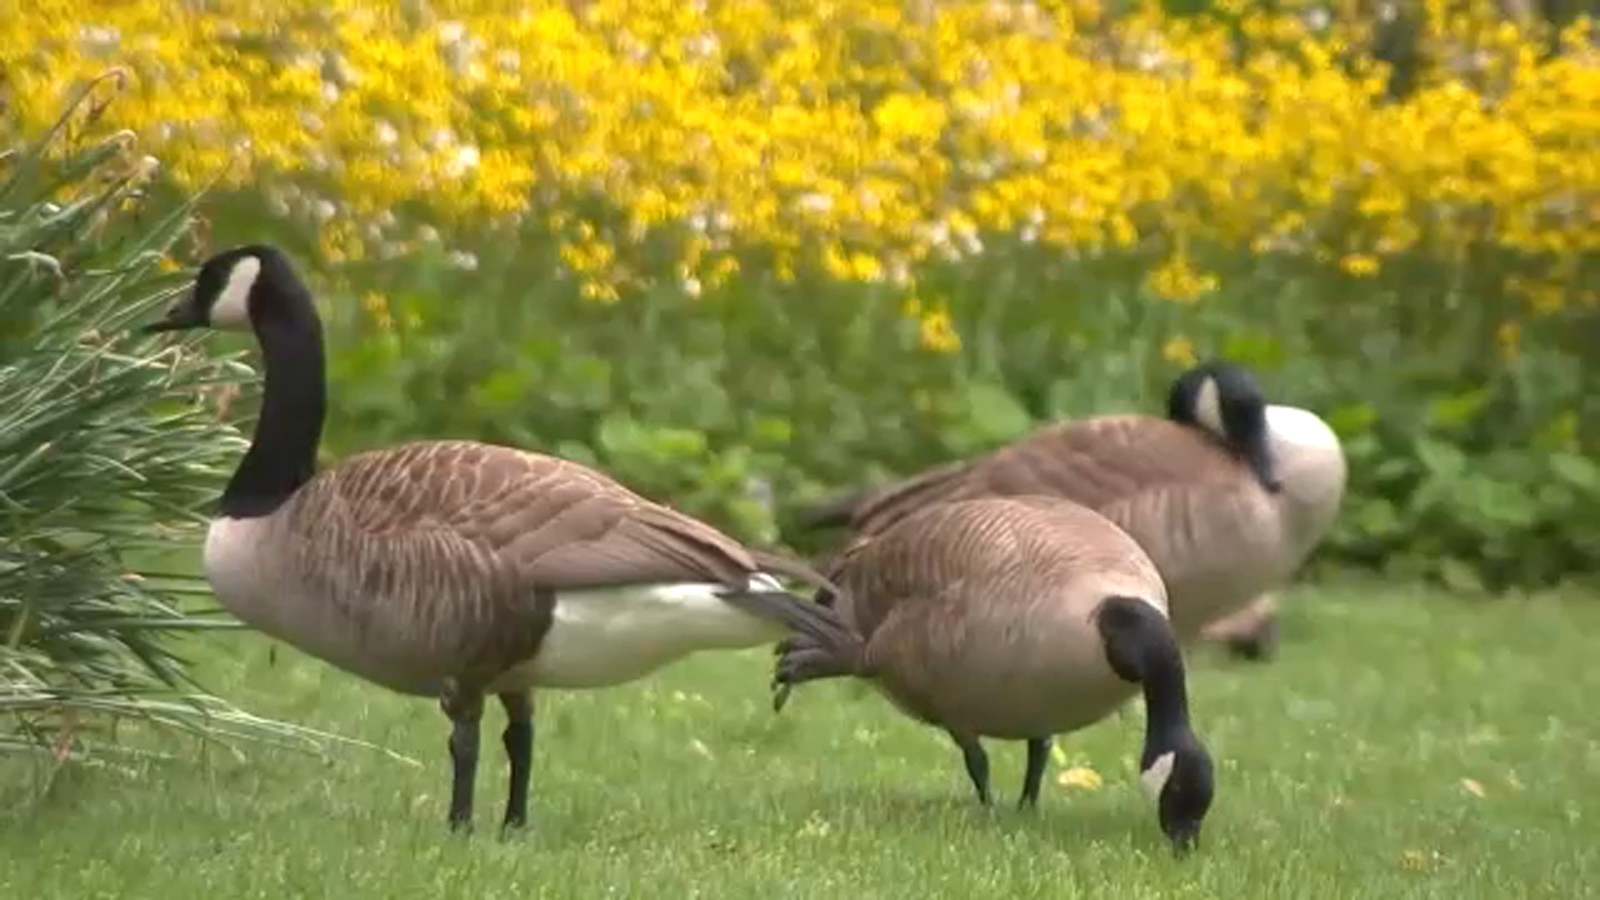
218,296,326,519
1095,596,1193,759
1133,631,1192,763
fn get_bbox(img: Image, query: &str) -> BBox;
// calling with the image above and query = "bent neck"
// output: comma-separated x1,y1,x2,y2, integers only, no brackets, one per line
1096,597,1194,765
219,308,326,519
1133,635,1193,767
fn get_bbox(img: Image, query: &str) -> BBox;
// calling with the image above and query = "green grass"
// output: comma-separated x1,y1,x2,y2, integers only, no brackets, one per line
3,580,1597,899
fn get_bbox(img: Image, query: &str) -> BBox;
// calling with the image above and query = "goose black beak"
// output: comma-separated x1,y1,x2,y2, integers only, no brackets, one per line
141,300,205,334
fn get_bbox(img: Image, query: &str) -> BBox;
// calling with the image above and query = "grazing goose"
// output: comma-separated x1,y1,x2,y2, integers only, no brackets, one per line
793,361,1346,659
140,245,853,833
772,495,1215,855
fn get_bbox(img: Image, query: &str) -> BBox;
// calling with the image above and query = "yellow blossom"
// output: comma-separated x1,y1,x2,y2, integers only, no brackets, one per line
911,300,961,354
580,279,620,304
0,0,1591,311
1148,252,1220,303
1496,320,1521,362
1161,336,1199,367
1056,766,1104,790
1340,254,1381,277
359,292,395,332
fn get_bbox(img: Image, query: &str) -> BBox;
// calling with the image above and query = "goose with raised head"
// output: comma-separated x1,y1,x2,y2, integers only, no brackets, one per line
772,495,1215,855
141,245,854,834
793,361,1346,660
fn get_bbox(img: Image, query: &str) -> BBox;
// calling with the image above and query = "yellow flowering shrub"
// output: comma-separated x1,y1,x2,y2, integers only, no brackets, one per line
4,0,1596,343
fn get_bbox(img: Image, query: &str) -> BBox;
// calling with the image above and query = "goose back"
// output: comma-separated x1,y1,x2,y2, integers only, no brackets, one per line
827,496,1167,739
834,411,1344,640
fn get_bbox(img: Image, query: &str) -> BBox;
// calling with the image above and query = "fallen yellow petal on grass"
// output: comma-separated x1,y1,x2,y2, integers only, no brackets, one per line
1461,777,1487,798
1056,766,1104,791
1400,848,1446,872
799,810,832,838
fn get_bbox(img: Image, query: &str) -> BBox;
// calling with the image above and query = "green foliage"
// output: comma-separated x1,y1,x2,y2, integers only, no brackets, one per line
1327,392,1599,593
264,219,967,553
189,155,1597,595
916,235,1599,593
0,81,363,791
242,207,1593,592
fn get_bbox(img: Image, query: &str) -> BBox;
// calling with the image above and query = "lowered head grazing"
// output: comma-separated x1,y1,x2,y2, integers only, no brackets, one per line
1093,595,1216,856
1141,730,1215,857
142,245,312,335
1167,360,1280,494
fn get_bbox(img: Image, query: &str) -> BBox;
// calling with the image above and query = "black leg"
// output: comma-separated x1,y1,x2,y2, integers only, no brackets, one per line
440,682,485,833
1227,614,1281,662
499,691,535,834
950,732,992,806
1018,737,1051,809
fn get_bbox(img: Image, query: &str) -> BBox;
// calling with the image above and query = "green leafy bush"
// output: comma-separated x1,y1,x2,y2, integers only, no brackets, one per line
216,215,1596,593
220,207,1600,589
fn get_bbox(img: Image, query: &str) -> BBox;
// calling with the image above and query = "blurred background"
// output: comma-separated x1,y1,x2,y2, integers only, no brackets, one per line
5,0,1597,593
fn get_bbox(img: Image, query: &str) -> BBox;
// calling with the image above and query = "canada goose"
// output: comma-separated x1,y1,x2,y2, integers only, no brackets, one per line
793,361,1346,659
140,245,853,833
772,495,1215,855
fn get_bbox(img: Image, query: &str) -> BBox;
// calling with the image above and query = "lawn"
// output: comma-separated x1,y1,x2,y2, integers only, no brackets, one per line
3,580,1596,899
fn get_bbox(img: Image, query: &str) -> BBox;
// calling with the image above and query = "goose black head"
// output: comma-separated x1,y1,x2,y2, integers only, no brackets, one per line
142,245,307,335
1166,360,1281,493
1140,732,1216,857
1093,595,1217,858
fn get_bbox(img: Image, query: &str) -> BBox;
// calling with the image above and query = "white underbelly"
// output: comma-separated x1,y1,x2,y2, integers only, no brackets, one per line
502,578,791,690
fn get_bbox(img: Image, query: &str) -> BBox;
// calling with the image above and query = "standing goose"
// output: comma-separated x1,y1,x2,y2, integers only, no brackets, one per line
772,495,1215,855
793,361,1346,659
141,244,853,833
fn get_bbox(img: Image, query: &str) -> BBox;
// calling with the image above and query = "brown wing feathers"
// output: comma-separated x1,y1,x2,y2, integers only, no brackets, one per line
488,456,854,656
518,500,755,590
837,457,983,538
800,415,1250,545
312,440,841,602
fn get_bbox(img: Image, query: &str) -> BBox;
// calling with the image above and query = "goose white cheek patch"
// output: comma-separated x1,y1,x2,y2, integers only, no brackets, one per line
1141,751,1176,799
1193,377,1225,436
210,256,261,331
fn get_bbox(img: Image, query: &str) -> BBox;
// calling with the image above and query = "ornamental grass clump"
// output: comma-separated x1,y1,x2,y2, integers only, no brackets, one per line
0,73,381,798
